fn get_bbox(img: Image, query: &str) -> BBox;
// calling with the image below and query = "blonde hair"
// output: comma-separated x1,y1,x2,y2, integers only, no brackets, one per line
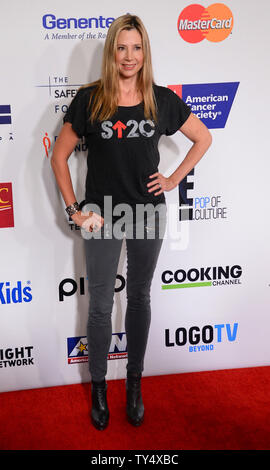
85,14,157,122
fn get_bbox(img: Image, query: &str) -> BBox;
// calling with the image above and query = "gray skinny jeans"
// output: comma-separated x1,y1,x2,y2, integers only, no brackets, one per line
84,205,167,382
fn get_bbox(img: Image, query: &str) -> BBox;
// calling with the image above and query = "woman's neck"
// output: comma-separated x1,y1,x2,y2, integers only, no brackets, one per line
117,77,142,106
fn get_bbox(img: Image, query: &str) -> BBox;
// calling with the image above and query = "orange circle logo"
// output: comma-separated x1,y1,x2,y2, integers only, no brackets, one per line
177,3,233,43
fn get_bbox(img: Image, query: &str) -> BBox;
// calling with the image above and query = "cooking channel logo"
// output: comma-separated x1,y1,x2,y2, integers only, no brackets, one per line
177,3,233,43
161,264,242,289
168,82,239,129
67,333,127,364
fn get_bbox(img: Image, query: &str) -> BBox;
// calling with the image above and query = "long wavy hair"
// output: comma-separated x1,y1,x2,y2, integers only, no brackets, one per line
85,14,157,123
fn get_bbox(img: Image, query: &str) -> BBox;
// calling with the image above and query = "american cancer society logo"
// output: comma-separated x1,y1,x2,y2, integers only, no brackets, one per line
67,333,127,364
168,82,239,129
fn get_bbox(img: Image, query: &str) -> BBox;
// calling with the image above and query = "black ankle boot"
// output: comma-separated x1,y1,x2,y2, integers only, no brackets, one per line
126,373,144,426
91,379,109,430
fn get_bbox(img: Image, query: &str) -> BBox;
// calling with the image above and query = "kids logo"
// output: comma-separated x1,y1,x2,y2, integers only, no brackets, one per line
0,280,32,305
0,183,14,228
168,82,239,129
178,3,233,43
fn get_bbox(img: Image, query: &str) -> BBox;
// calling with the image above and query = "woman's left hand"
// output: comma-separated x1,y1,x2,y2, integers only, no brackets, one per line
147,172,176,196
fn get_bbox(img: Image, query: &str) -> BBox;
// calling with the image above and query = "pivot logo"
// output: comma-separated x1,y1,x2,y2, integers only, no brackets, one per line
178,3,233,43
0,281,32,305
165,323,238,352
161,264,242,289
168,82,239,129
59,275,125,301
67,333,127,364
0,183,14,228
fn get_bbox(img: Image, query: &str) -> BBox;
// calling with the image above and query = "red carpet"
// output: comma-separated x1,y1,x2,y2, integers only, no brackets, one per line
0,366,270,451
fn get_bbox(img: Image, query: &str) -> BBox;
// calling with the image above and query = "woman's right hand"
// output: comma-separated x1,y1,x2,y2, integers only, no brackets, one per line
71,211,104,232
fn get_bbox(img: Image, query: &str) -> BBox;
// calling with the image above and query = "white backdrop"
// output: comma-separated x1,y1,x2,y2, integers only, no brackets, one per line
1,0,270,392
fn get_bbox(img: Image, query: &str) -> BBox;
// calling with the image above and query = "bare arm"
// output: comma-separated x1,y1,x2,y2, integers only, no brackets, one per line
51,122,103,230
147,113,212,195
51,122,79,207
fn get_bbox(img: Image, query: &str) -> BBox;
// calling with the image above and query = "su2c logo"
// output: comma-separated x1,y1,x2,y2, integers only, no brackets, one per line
178,3,233,43
101,119,155,139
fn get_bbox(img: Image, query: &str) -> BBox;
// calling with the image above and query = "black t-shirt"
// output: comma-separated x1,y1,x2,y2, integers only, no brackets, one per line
63,84,191,222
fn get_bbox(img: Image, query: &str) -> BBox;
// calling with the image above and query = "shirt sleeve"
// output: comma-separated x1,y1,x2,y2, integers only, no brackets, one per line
63,87,88,138
164,88,191,136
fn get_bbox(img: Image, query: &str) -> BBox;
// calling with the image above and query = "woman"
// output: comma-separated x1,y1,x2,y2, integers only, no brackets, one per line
51,14,212,431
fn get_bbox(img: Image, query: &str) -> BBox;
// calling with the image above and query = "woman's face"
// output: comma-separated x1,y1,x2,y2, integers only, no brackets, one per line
115,28,144,80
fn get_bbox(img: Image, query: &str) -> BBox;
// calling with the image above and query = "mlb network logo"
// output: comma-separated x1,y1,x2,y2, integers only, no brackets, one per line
168,82,239,129
67,333,127,364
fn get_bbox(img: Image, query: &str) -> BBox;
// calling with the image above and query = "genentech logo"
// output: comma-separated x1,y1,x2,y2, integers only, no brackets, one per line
0,183,14,228
178,3,233,43
168,82,239,129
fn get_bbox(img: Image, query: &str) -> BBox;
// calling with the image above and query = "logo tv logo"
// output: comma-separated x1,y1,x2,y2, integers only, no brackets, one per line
67,333,127,364
178,3,233,43
168,82,239,129
0,183,14,228
165,322,238,352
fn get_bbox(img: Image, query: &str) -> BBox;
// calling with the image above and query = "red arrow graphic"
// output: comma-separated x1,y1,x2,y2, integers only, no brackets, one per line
112,120,127,139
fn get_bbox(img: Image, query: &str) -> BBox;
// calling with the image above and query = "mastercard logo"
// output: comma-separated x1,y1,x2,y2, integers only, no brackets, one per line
177,3,233,43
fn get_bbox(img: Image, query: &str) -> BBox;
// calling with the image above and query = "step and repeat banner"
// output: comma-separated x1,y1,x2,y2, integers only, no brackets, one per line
1,0,270,392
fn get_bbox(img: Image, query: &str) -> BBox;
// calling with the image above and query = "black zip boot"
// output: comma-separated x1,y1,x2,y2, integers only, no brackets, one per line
91,379,109,430
126,373,144,426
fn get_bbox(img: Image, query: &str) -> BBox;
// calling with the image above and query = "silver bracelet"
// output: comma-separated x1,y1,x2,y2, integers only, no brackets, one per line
65,202,80,217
